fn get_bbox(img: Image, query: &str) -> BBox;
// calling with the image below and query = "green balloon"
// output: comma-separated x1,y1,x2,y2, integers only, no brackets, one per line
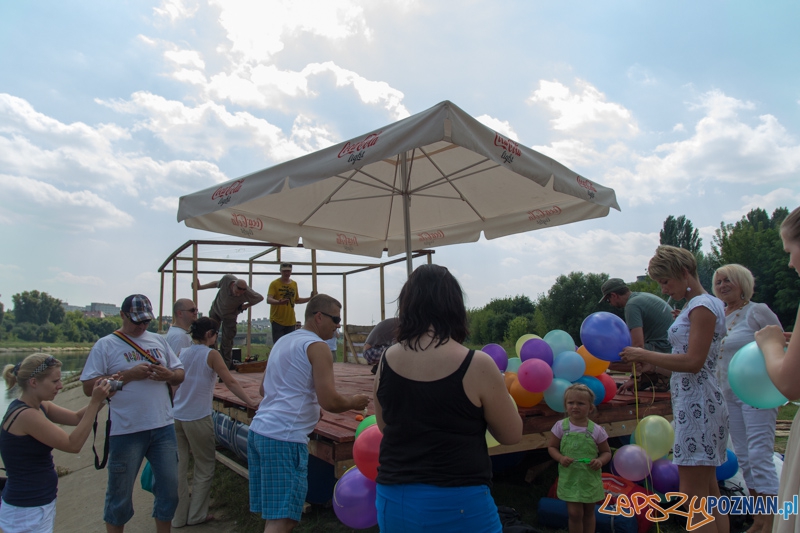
355,415,376,439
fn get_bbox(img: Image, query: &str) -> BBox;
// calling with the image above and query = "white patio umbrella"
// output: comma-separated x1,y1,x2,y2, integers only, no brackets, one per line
177,100,620,275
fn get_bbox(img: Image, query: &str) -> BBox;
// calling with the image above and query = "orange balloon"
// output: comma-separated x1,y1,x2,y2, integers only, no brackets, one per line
577,345,610,376
504,372,518,392
510,379,543,408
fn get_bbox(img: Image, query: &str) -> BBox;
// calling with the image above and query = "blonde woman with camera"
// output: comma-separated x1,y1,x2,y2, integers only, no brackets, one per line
0,353,110,533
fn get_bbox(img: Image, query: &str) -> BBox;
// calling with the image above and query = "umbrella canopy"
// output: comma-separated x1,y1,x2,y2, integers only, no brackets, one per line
178,100,620,274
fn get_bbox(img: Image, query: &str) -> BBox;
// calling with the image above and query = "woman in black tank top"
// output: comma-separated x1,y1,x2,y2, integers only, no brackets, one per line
0,353,110,533
373,265,522,533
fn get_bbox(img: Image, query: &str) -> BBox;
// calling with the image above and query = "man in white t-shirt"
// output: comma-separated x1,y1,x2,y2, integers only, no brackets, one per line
165,298,197,356
81,294,185,533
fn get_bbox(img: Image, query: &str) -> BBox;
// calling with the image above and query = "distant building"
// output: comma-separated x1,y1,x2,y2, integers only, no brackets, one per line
83,310,106,319
90,302,120,315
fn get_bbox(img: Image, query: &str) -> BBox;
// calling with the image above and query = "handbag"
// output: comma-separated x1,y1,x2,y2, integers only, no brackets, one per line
140,461,155,493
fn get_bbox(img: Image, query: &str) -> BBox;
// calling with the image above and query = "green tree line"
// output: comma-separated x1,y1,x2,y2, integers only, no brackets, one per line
0,290,156,343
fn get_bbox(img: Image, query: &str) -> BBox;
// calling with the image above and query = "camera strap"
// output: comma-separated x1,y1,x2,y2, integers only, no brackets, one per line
92,400,111,470
112,331,174,407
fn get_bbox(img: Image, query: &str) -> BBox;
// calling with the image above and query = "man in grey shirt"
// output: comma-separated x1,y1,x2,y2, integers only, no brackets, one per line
194,275,263,368
600,278,674,390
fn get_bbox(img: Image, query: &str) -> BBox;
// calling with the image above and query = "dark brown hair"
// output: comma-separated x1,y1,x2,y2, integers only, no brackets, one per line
189,317,220,341
396,264,468,349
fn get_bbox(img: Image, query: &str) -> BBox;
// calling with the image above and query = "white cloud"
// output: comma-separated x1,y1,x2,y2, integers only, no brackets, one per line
0,174,135,231
1,93,228,195
476,115,518,140
210,0,370,63
601,90,800,205
528,79,639,139
153,0,199,22
47,271,106,286
152,196,179,212
722,188,800,222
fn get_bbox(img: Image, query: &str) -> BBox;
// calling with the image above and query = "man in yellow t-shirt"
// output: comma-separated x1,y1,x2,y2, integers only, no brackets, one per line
267,263,316,343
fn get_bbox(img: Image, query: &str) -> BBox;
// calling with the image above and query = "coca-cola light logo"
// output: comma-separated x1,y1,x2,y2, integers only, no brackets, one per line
528,206,562,226
493,133,521,164
230,213,263,234
417,230,445,246
338,131,382,165
336,233,359,252
576,176,597,199
212,179,245,206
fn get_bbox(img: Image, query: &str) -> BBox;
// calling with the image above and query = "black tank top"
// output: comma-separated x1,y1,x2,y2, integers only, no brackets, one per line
375,349,492,487
0,399,58,507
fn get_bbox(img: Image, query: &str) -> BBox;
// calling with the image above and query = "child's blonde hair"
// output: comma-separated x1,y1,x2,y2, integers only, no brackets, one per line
563,383,597,414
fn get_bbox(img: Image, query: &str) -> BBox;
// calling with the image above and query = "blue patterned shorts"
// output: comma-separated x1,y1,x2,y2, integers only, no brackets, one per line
247,432,308,521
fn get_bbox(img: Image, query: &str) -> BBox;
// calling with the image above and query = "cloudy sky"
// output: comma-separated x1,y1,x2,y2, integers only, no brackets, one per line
2,0,799,326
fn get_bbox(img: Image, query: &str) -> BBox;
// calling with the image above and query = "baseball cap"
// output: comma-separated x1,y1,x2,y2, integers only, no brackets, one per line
598,278,628,304
280,263,292,271
121,294,156,323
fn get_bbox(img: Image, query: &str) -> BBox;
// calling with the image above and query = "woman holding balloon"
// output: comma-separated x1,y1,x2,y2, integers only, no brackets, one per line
755,205,800,533
621,245,729,533
713,264,782,533
373,264,522,533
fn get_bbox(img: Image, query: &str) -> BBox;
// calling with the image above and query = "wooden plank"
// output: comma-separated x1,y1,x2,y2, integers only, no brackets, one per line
215,451,249,479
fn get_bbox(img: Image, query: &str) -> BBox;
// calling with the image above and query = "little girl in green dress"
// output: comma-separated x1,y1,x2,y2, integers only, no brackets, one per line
547,383,612,533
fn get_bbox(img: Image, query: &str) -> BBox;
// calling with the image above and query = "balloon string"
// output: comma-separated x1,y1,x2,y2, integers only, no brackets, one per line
630,362,661,533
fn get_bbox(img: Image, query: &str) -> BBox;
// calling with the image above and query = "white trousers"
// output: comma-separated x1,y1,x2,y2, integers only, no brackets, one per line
724,388,780,494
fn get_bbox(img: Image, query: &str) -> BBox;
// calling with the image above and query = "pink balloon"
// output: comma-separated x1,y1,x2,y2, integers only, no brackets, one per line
612,445,652,482
517,358,554,393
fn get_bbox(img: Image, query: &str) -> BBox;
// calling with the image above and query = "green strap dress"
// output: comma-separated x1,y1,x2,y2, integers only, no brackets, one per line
557,419,605,503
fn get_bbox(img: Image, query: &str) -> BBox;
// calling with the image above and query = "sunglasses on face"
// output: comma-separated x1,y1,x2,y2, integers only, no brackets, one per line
318,311,341,325
183,307,198,313
126,313,152,326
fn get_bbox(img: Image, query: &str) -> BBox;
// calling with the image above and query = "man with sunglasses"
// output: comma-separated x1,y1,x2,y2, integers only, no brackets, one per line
194,274,264,369
166,298,198,356
248,294,368,532
81,294,185,533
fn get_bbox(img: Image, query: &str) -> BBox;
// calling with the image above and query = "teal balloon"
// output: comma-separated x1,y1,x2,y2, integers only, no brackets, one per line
575,376,605,406
552,351,586,382
543,378,571,412
543,330,575,359
506,357,522,373
728,341,788,409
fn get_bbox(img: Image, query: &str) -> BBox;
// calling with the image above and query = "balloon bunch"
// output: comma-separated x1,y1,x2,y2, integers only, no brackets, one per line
488,329,617,412
334,417,381,529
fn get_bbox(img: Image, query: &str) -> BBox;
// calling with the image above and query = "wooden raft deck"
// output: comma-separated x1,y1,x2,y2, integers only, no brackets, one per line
213,363,671,478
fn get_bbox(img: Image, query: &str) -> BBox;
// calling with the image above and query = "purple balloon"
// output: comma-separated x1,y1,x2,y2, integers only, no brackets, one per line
650,458,680,494
612,444,652,482
580,312,632,362
519,339,554,366
482,344,508,372
333,467,378,529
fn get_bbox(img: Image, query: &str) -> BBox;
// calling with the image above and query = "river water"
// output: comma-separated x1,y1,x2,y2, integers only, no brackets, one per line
0,349,91,416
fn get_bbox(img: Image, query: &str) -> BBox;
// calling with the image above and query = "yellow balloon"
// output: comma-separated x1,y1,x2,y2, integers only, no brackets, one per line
634,415,674,460
486,430,501,448
516,334,541,357
577,345,610,376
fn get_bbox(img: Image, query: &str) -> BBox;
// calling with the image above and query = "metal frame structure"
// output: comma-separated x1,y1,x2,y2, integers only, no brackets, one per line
157,240,433,359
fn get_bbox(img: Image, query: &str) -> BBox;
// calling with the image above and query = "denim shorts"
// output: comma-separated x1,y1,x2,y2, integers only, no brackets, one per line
104,424,179,526
376,483,502,533
247,431,308,521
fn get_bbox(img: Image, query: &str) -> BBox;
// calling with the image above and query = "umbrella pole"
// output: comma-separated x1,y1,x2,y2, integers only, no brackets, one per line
401,152,413,277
